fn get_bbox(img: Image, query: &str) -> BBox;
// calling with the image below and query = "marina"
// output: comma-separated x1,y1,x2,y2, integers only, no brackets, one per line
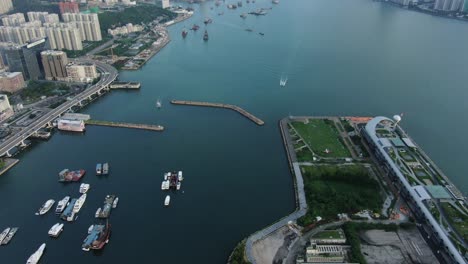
170,100,265,126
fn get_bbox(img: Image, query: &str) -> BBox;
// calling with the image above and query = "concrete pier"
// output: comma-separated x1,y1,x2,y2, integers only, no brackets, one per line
109,82,141,89
85,120,164,131
170,100,265,126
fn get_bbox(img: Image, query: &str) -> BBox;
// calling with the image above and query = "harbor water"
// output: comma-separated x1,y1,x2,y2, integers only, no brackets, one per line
1,0,468,262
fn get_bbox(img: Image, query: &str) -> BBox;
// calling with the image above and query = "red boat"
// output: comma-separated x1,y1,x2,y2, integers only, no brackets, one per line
91,223,111,250
58,169,86,182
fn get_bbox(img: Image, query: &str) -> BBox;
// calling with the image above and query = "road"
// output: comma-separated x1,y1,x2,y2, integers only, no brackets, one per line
0,60,118,157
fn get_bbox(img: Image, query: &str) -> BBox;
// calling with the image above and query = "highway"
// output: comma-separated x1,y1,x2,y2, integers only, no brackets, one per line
0,60,118,157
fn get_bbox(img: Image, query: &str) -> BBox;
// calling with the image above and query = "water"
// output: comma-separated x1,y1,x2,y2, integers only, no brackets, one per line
1,0,468,262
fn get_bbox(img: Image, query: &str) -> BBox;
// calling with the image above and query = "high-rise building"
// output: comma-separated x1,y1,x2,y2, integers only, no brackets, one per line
1,13,26,26
0,0,13,15
158,0,170,9
62,13,102,41
59,2,79,15
44,23,83,50
0,72,26,93
66,62,98,83
27,12,60,24
4,38,49,80
41,50,68,81
434,0,463,11
0,21,46,45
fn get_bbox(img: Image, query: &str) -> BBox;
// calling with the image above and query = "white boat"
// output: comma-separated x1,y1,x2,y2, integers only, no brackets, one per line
176,182,181,190
112,197,119,208
0,228,10,244
55,196,70,214
164,172,170,180
161,180,170,190
26,243,46,264
48,223,64,238
95,208,101,218
280,77,288,87
73,194,87,213
87,225,94,234
178,171,183,181
66,211,77,222
156,99,162,109
79,183,90,194
161,181,165,190
164,195,170,206
36,199,55,215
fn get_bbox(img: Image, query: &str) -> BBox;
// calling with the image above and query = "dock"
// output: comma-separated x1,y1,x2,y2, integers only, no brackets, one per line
170,100,264,126
109,82,141,89
85,120,164,131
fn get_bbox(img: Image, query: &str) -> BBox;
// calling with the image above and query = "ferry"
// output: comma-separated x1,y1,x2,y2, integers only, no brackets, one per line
26,243,46,264
1,227,18,245
58,169,85,182
96,163,102,175
79,183,90,194
0,228,10,244
96,195,116,219
203,30,209,41
102,163,109,175
73,194,87,213
164,195,171,206
112,197,119,208
82,222,111,251
36,199,55,215
48,223,64,238
55,196,70,214
61,198,77,222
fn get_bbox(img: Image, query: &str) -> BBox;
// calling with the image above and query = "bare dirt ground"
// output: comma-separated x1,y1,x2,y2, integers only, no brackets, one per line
251,226,296,264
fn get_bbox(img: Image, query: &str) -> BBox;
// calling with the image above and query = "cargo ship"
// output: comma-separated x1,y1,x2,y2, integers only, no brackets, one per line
182,29,188,38
96,163,102,175
82,222,111,251
55,196,70,214
203,30,209,41
58,169,85,182
26,243,46,264
35,199,55,215
1,227,18,245
96,195,116,219
61,198,77,222
57,119,85,132
102,163,109,175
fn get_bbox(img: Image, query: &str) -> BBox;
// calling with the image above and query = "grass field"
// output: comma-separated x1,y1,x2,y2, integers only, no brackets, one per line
291,119,350,158
298,165,382,226
312,229,345,239
441,203,468,241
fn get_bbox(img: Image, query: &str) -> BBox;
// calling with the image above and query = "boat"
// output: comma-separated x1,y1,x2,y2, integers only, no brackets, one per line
102,163,109,175
36,199,55,215
177,182,181,190
96,195,116,219
87,225,94,234
112,197,119,208
96,163,102,175
48,223,64,238
259,32,265,36
61,198,77,222
218,12,224,16
178,171,184,181
82,222,111,251
58,169,85,182
73,194,87,213
240,13,247,18
182,29,188,38
0,228,10,244
156,99,162,109
204,18,213,25
79,183,90,194
95,208,101,218
272,0,279,3
245,28,253,32
238,1,243,7
203,30,209,41
26,243,46,264
164,195,170,206
191,24,200,31
280,76,288,87
227,4,237,9
55,196,70,214
1,227,18,245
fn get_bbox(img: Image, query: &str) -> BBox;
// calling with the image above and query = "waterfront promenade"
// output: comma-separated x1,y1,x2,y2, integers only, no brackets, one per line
171,100,265,126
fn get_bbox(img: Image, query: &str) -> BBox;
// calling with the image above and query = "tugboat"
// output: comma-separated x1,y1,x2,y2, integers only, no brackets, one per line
203,30,209,41
191,24,200,31
182,29,188,38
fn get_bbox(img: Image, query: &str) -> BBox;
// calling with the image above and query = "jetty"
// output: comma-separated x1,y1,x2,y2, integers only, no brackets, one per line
170,100,264,126
109,82,141,89
85,120,164,131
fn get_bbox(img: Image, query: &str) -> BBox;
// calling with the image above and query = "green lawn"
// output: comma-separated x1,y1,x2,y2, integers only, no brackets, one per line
441,203,468,242
291,119,350,158
298,165,382,226
312,229,344,239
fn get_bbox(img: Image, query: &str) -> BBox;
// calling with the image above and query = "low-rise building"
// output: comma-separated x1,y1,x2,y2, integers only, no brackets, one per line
0,72,26,92
107,23,144,36
66,62,98,83
0,94,13,122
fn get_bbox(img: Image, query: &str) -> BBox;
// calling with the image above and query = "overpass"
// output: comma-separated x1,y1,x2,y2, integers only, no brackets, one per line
0,60,118,157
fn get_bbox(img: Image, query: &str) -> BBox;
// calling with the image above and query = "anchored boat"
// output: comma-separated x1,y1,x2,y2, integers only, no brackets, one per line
164,195,171,206
58,169,85,182
1,227,18,245
82,222,111,251
48,223,64,238
26,243,46,264
36,199,55,215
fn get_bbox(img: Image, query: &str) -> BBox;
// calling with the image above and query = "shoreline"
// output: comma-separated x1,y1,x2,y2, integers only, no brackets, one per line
0,158,19,176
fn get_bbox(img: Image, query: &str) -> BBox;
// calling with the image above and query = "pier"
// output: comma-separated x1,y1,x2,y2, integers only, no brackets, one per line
85,120,164,131
109,82,141,89
170,100,265,126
